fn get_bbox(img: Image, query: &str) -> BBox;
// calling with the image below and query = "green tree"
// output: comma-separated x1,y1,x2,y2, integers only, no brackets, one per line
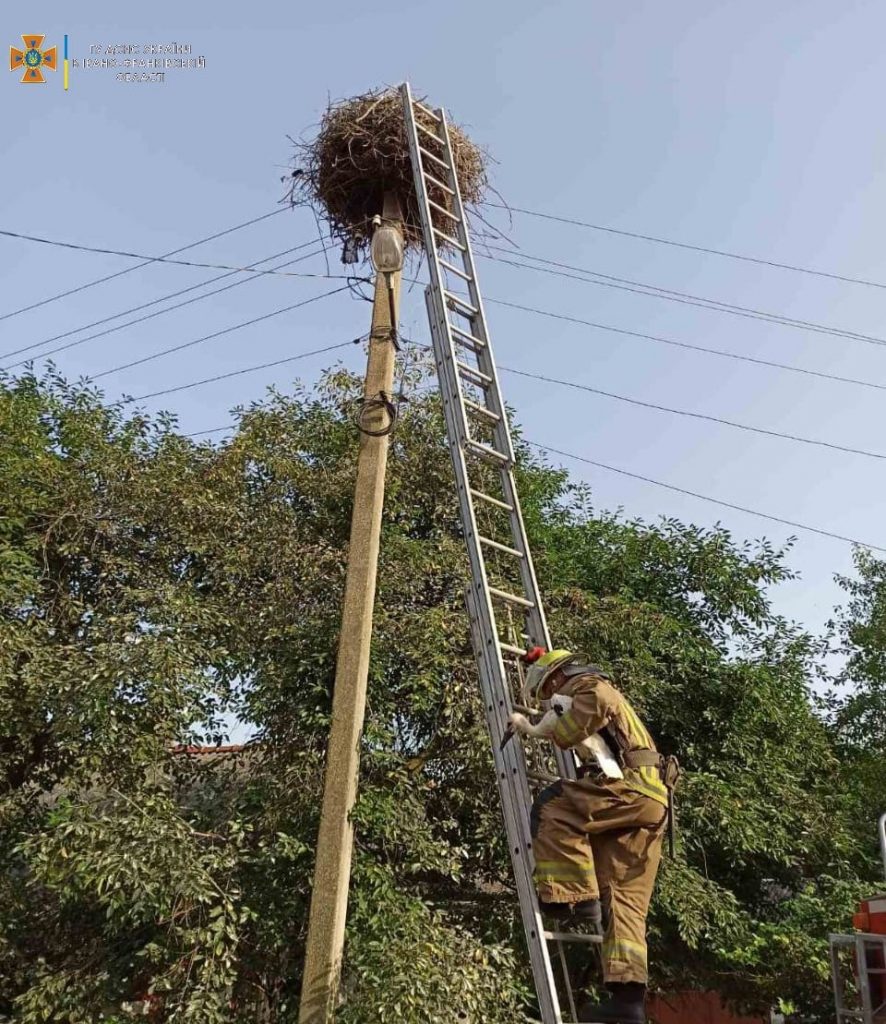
830,550,886,876
0,365,872,1021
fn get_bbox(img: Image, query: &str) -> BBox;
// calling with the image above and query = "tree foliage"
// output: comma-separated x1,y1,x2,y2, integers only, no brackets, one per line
828,550,886,878
0,366,878,1022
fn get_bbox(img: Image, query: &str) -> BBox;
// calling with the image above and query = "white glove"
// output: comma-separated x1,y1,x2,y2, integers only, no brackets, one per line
508,709,559,738
507,712,533,735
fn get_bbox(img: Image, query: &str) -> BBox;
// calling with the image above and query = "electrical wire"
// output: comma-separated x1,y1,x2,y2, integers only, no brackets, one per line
481,249,886,350
529,440,885,553
484,296,886,394
7,205,879,546
500,366,886,462
105,315,876,547
0,237,325,363
0,208,284,323
483,202,886,293
91,284,352,381
366,335,884,465
127,337,364,402
179,410,885,551
0,227,364,285
3,243,331,371
186,424,235,437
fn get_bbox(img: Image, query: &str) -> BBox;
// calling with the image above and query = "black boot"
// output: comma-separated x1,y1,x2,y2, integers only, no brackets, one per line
578,982,646,1023
538,898,602,928
571,898,603,929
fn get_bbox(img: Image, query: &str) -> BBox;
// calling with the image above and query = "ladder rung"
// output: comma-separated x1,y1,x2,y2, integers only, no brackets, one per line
419,145,449,169
424,171,455,195
433,227,466,251
466,440,510,466
469,487,513,512
464,398,500,422
451,324,485,349
478,534,523,558
413,100,441,122
488,586,534,609
429,198,460,222
445,290,479,316
500,642,526,657
453,336,484,357
456,361,492,387
543,931,602,945
417,120,443,142
529,771,560,785
440,258,472,282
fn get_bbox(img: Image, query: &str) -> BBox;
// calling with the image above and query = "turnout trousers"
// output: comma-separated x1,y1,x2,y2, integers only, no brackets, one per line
530,776,666,984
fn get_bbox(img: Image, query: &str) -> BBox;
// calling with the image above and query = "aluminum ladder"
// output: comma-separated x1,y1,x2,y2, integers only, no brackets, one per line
400,81,601,1024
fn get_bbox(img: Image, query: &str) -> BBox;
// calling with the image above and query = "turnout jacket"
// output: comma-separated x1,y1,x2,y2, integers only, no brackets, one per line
548,671,669,807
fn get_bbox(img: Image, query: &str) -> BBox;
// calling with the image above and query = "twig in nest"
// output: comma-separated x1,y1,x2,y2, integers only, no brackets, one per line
286,86,489,263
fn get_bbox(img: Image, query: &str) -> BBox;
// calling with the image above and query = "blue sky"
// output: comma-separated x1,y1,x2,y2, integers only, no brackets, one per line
4,0,886,650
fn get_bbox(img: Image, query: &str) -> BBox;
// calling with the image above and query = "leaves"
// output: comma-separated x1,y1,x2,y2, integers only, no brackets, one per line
0,366,876,1021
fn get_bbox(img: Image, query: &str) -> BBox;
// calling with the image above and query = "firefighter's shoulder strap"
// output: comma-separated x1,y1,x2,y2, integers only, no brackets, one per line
558,658,611,682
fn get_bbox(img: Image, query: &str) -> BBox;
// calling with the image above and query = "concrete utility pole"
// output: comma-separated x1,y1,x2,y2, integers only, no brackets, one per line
298,193,404,1024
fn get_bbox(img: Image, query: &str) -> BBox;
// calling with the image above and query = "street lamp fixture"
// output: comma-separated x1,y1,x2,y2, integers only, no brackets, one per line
370,214,404,273
369,213,403,351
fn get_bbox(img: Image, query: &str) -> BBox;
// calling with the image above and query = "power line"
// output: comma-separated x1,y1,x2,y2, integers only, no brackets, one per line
500,365,886,462
114,323,879,548
0,208,284,323
128,338,364,402
530,440,885,553
402,271,886,392
134,336,434,408
384,335,882,465
179,409,885,551
0,237,325,363
482,249,886,350
485,202,886,293
91,284,352,381
484,249,886,349
3,243,331,371
0,227,365,285
186,424,234,437
485,296,886,394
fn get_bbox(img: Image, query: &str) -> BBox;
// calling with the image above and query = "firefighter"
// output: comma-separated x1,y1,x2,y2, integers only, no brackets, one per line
507,648,679,1024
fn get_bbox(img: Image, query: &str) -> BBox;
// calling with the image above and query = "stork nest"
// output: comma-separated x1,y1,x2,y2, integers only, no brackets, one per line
287,88,489,258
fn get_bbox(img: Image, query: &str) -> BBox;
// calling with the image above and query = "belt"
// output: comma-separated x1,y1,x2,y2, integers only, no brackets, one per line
622,749,665,770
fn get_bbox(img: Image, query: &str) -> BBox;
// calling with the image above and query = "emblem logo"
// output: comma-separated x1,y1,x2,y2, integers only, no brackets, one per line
9,35,58,83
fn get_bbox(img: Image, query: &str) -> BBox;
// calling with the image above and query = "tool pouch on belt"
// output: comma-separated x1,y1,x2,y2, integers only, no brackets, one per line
661,754,681,792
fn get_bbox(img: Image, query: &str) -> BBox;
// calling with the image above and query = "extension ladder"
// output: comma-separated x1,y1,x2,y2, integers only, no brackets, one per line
400,81,600,1024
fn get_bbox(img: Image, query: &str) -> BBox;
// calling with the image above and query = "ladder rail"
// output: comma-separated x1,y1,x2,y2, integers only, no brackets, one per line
413,97,571,706
427,296,550,920
403,89,469,454
433,105,514,464
409,85,576,783
467,587,563,1024
403,82,584,1023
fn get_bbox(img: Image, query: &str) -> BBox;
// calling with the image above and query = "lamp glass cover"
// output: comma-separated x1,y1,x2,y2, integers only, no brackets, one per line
370,224,404,273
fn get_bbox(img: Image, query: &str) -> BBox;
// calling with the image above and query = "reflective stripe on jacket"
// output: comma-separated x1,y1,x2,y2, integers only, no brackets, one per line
550,672,668,807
